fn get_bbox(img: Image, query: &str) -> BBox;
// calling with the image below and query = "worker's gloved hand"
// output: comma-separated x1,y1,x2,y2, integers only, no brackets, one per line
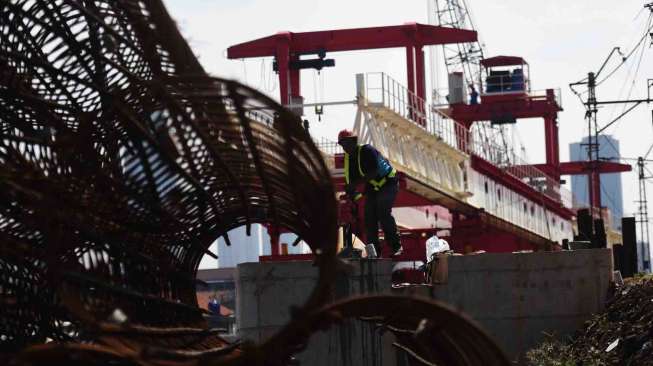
339,186,363,201
344,185,362,201
350,192,363,201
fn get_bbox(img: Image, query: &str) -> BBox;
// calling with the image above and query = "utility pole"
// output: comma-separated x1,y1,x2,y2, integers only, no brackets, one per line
570,56,653,224
569,46,626,216
636,157,651,270
565,3,653,270
584,71,601,216
568,1,653,223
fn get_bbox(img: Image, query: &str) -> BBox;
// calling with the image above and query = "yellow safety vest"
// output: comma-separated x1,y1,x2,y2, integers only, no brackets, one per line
344,145,396,191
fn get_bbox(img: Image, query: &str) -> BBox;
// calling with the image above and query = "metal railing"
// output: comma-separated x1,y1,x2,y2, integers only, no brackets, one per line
362,72,470,154
529,88,562,108
361,72,574,208
315,137,342,156
482,78,530,94
469,127,572,205
431,86,562,109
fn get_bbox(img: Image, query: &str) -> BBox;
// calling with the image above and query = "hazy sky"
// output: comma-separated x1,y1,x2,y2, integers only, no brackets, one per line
164,0,653,240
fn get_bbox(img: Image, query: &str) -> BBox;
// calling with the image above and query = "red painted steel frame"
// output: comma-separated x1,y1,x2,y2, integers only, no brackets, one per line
228,23,477,105
480,55,527,67
449,91,566,197
558,161,632,175
449,86,630,210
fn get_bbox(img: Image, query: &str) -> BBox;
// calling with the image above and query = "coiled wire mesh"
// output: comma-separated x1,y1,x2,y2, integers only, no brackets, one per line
0,1,510,366
0,0,336,363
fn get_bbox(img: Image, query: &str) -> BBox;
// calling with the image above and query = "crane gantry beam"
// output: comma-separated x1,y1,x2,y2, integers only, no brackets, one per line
228,23,477,105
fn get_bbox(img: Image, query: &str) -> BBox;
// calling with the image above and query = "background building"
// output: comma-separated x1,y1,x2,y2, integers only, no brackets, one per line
569,135,624,231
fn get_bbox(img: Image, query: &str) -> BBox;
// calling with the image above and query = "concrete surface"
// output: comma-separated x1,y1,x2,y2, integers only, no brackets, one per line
236,258,397,366
395,249,614,363
236,250,613,365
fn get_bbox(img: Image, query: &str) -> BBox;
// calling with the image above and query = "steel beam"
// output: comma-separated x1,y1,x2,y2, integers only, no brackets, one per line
227,23,477,58
558,161,632,175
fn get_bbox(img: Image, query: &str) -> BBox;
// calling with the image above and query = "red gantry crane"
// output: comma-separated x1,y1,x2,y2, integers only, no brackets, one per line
228,23,476,108
226,10,627,269
227,22,580,261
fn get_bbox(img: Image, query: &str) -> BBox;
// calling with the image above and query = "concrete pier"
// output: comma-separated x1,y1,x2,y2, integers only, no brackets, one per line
236,259,396,365
395,249,614,362
236,249,614,364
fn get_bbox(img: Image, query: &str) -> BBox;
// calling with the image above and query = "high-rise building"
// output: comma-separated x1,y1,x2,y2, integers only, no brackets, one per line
569,135,624,230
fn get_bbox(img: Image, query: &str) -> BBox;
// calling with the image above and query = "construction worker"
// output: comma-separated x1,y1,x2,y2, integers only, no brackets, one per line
337,129,402,258
469,84,479,105
208,294,220,315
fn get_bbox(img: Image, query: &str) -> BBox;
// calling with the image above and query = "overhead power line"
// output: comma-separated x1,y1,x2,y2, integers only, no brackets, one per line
596,12,653,86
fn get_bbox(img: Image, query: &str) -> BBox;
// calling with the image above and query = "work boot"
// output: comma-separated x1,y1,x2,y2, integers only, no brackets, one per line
365,244,378,259
338,246,362,259
391,239,403,258
392,246,404,258
337,247,353,258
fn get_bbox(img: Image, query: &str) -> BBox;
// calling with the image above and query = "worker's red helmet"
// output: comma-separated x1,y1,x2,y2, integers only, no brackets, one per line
337,129,356,142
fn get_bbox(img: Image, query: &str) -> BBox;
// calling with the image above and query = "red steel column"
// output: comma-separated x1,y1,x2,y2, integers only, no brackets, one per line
415,45,426,126
268,225,280,256
289,54,301,100
553,117,560,165
276,34,291,105
415,45,425,100
406,45,416,95
406,45,416,121
545,89,561,180
590,170,602,210
544,115,560,179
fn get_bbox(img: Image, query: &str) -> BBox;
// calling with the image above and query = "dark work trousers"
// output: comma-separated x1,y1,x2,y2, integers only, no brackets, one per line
364,178,400,254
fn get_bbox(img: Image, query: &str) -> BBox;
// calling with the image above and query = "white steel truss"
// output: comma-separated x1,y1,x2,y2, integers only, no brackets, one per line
349,72,574,243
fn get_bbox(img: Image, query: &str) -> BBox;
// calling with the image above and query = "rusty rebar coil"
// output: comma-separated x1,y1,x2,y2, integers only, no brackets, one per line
0,0,336,363
291,295,511,366
1,1,509,366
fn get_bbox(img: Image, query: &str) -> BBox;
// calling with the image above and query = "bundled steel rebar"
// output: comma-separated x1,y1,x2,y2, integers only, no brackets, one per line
0,0,336,363
0,1,509,365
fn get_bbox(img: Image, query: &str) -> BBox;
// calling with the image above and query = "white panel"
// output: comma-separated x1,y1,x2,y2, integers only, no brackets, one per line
466,169,574,243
